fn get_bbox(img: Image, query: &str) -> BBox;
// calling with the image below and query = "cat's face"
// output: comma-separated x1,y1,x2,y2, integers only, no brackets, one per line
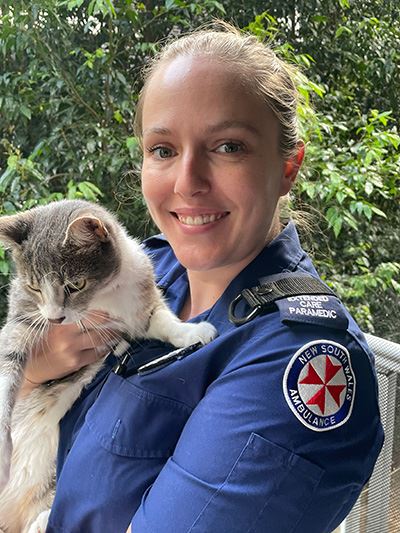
19,252,113,324
0,200,121,324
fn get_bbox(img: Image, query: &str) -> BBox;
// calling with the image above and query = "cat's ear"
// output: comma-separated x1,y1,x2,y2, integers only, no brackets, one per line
0,212,33,249
63,216,110,247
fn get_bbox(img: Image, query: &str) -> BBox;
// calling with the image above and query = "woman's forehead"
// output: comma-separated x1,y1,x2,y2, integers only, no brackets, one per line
142,55,279,134
146,55,242,94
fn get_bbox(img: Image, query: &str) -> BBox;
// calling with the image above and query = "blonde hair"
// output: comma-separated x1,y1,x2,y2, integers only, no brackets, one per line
134,20,301,159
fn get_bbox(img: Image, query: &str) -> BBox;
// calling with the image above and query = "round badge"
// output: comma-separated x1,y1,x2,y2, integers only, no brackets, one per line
283,340,356,432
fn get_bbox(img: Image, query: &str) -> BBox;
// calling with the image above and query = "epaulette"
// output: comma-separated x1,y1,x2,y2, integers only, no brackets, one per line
229,273,348,330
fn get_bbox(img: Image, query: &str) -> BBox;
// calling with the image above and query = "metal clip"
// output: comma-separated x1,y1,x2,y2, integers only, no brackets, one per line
228,294,262,325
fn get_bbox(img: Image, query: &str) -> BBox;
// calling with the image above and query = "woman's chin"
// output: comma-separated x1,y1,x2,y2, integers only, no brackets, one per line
174,248,223,273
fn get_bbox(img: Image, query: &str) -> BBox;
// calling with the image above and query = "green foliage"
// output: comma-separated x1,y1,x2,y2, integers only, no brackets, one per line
0,0,227,232
0,0,399,339
241,5,400,337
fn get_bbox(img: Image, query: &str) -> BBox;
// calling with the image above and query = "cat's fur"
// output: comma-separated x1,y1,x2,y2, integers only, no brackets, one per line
0,199,216,533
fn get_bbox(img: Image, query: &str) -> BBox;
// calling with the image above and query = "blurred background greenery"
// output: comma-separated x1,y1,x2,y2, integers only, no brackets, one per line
0,0,399,339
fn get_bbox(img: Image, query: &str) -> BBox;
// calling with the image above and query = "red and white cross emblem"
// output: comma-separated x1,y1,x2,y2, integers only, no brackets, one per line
283,339,356,431
297,355,347,416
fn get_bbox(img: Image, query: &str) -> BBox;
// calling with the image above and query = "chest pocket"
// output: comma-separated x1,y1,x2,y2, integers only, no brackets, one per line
85,371,193,458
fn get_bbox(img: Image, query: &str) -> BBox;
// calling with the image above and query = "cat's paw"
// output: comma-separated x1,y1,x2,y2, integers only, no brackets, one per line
168,321,217,348
27,509,51,533
0,431,12,492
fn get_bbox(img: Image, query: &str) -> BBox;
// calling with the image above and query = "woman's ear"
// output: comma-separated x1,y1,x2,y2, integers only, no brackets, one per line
280,141,305,196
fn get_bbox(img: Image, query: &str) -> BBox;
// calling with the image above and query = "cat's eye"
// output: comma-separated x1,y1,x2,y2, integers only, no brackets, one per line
27,283,41,293
65,279,87,294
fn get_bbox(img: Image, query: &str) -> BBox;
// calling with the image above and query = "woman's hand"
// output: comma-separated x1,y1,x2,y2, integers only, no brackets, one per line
19,312,119,397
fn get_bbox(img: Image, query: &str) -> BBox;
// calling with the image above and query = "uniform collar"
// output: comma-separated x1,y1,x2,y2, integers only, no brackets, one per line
227,220,305,289
206,221,305,324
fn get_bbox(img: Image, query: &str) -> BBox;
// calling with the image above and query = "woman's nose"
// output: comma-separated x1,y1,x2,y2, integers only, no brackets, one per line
173,151,211,198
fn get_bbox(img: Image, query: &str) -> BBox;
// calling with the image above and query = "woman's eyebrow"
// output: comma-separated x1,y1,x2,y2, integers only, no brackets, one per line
206,120,260,136
143,122,260,137
143,126,171,136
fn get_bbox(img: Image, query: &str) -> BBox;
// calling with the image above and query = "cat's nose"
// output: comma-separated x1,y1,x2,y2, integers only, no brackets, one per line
48,317,66,324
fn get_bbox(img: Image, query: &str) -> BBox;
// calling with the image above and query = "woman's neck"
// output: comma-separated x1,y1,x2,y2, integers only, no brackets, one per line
179,256,255,321
178,219,282,321
179,272,226,321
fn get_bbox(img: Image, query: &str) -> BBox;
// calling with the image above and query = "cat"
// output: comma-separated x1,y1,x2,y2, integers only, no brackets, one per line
0,199,216,533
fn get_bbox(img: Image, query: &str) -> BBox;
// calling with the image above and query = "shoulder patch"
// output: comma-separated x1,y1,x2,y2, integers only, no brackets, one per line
283,340,356,432
276,295,349,330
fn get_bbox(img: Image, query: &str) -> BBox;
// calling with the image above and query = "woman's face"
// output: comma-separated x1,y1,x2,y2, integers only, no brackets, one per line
141,55,301,275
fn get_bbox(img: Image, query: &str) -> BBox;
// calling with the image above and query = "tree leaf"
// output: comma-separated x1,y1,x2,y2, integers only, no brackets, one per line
20,105,31,120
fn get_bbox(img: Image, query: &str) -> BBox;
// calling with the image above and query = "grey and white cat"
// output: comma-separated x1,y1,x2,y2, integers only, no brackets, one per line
0,199,216,533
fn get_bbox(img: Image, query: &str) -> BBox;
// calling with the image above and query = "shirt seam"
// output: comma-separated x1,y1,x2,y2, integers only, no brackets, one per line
186,436,252,532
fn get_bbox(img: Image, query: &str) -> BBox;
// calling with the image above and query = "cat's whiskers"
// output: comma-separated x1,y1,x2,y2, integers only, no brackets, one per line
26,315,58,375
88,310,146,352
82,311,123,336
5,315,34,328
60,262,68,277
19,313,48,356
80,316,123,354
79,320,106,360
86,310,147,351
85,310,127,333
32,329,53,374
36,321,60,371
41,270,60,282
82,315,146,353
5,310,44,336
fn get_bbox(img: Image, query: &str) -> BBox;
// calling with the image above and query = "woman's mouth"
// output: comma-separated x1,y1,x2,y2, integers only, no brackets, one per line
174,212,229,226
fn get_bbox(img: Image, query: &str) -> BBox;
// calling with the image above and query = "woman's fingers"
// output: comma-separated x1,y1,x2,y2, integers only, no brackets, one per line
73,346,112,367
23,311,123,389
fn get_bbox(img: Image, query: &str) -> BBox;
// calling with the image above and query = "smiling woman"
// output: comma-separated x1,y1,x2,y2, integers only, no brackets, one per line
27,21,383,533
139,55,303,319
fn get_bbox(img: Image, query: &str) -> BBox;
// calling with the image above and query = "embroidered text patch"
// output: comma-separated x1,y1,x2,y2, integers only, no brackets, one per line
276,295,349,330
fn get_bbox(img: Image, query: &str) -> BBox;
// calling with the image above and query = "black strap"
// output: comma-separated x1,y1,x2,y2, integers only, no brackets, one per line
229,275,336,326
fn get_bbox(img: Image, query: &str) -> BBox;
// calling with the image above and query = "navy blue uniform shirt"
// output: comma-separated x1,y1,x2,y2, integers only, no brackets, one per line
47,222,383,532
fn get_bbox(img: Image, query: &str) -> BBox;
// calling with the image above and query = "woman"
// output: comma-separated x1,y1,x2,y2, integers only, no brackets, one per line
23,22,383,532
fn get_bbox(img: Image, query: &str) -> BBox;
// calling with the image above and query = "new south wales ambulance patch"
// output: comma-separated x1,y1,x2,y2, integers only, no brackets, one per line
283,340,356,432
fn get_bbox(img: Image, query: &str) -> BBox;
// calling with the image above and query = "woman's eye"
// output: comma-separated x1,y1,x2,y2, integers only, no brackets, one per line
147,146,175,159
215,142,243,154
65,279,86,294
27,283,41,293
